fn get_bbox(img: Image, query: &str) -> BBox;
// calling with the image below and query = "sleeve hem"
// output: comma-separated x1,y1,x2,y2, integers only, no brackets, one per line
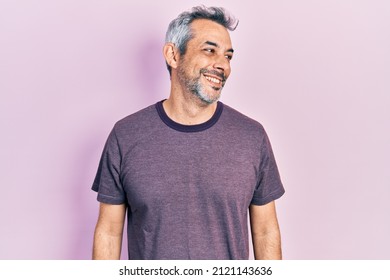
96,193,126,205
250,188,285,206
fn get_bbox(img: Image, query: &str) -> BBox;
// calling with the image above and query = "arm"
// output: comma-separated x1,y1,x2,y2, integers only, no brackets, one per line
249,201,282,260
92,202,127,260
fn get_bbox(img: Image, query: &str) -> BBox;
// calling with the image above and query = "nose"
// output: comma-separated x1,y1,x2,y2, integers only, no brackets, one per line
213,54,231,77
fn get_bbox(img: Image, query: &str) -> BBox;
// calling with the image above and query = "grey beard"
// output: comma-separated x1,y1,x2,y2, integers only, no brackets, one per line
177,65,224,104
189,82,219,104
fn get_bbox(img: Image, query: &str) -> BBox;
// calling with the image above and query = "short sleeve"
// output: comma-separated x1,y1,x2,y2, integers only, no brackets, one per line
92,126,126,204
251,130,285,205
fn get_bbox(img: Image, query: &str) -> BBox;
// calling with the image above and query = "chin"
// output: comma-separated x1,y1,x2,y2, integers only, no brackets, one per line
191,83,222,104
198,92,221,104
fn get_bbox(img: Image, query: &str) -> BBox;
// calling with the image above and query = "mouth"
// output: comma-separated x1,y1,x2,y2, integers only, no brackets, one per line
202,73,224,89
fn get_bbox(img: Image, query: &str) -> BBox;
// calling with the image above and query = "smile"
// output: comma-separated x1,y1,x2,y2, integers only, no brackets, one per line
203,74,222,85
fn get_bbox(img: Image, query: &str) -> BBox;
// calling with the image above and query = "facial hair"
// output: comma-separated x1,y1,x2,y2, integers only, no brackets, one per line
177,65,226,104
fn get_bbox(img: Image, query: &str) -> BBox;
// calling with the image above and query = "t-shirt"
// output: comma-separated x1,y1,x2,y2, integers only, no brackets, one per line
92,100,285,259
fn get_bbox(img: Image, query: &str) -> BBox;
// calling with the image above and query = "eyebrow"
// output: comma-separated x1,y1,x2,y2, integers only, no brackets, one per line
204,41,234,53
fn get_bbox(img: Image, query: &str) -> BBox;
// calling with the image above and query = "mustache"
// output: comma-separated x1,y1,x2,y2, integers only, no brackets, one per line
200,69,226,82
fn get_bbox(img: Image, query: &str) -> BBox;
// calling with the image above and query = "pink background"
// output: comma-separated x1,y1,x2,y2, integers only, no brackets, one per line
1,0,389,259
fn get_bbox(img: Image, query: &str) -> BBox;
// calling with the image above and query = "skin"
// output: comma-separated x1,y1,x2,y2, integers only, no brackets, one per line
92,18,282,260
162,19,233,125
250,202,282,259
92,203,126,259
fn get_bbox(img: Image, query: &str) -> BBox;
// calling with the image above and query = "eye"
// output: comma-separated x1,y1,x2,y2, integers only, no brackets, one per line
225,54,233,60
204,48,215,53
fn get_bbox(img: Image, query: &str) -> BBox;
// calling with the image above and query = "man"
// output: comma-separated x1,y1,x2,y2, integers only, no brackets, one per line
92,6,285,260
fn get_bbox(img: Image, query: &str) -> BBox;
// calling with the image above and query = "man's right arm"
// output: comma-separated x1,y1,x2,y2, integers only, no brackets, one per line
92,202,127,260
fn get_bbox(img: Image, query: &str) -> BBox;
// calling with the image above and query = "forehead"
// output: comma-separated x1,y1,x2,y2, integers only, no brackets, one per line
189,19,232,47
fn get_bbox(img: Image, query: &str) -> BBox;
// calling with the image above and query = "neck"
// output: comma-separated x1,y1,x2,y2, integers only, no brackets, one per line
163,84,218,125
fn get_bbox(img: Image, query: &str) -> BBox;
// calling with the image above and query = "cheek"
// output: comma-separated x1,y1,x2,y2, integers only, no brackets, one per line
225,67,232,78
193,56,210,69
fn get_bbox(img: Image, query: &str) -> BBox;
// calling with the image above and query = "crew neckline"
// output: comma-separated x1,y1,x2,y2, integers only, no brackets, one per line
155,100,224,133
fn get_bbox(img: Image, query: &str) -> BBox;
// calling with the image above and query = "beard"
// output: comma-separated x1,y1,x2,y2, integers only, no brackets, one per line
177,65,226,104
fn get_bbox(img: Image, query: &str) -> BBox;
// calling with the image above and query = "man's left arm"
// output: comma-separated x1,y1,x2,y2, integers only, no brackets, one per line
249,201,282,260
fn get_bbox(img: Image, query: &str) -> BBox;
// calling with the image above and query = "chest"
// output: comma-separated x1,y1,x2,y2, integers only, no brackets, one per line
120,130,260,212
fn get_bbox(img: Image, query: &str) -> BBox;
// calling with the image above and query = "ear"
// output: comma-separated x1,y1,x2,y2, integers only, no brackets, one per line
163,43,179,70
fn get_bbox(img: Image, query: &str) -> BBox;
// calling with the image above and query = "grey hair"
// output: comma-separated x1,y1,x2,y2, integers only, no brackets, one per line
165,6,239,75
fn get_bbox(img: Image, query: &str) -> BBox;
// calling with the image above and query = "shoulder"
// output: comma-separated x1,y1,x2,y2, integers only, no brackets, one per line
115,103,156,126
220,103,267,136
106,103,161,149
112,103,158,135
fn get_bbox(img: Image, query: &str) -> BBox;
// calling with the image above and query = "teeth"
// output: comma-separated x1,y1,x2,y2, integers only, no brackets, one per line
204,75,221,84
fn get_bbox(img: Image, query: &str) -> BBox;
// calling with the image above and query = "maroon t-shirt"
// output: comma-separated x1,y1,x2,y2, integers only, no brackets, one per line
92,101,285,259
